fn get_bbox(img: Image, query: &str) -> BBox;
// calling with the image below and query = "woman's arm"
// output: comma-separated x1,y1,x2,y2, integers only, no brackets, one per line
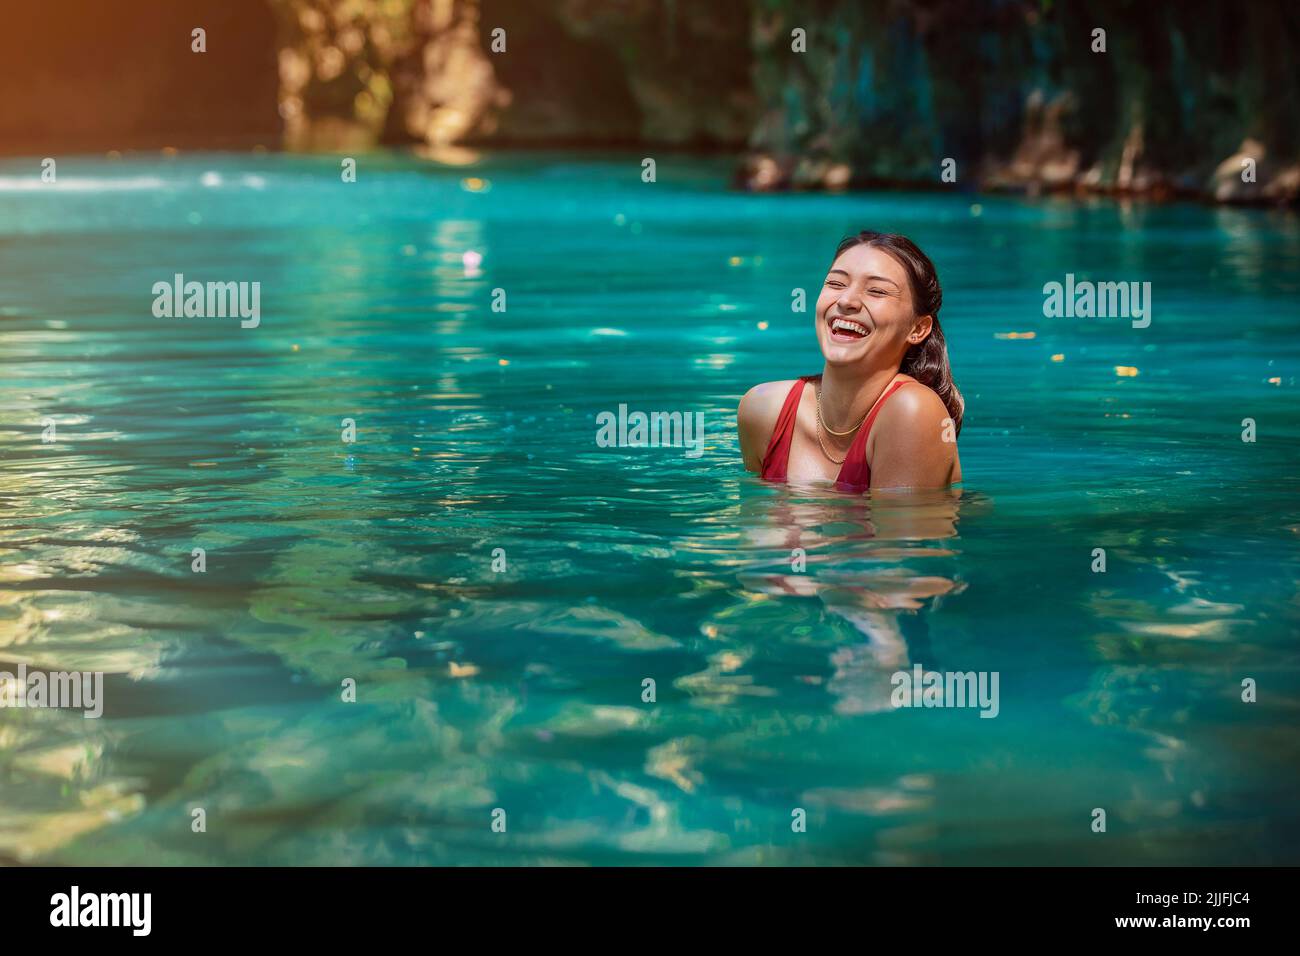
737,380,795,473
867,383,959,489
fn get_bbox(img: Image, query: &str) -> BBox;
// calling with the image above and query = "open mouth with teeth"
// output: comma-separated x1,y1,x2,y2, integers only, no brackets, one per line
828,315,870,342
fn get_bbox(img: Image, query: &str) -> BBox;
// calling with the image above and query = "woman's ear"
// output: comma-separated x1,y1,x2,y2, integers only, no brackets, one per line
908,315,934,344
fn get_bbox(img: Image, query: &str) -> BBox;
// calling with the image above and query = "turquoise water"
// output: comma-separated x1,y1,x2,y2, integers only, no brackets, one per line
1,152,1298,865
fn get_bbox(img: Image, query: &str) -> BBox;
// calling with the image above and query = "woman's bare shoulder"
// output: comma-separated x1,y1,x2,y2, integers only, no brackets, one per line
738,379,801,432
877,376,950,429
868,376,960,488
737,379,805,471
739,378,800,412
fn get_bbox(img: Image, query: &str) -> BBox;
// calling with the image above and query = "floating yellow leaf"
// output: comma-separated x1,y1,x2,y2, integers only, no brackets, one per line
717,652,744,672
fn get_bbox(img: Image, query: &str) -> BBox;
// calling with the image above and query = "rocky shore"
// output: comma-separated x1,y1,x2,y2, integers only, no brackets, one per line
2,0,1295,204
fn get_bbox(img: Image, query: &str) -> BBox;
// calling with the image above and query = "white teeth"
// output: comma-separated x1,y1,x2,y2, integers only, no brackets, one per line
831,318,868,336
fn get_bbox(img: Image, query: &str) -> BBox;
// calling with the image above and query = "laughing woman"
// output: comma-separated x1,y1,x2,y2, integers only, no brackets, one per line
738,231,963,490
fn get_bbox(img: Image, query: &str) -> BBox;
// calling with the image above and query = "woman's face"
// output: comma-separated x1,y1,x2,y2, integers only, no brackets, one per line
815,244,923,368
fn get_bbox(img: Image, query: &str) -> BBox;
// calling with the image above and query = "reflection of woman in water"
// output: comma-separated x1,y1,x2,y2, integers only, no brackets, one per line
738,231,963,491
739,487,967,715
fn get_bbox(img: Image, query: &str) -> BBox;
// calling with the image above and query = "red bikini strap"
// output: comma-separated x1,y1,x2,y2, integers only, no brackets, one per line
860,378,911,440
759,377,811,480
836,377,913,488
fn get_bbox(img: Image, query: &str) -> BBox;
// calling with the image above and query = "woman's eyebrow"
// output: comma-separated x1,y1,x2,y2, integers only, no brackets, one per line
827,269,900,287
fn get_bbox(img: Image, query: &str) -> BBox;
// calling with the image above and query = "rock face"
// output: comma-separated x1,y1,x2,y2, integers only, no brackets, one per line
470,0,754,147
270,0,754,151
0,0,1294,203
738,0,1300,203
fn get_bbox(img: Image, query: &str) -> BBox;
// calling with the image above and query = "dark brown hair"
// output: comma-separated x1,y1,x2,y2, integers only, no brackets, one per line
833,230,964,436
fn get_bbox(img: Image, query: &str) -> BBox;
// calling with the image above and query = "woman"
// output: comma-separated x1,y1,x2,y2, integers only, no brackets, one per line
738,231,963,490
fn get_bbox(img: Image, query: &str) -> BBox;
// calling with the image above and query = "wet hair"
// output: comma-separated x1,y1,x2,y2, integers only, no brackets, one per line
832,230,964,436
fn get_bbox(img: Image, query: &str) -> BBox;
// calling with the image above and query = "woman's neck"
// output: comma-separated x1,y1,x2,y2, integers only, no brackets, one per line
817,363,900,434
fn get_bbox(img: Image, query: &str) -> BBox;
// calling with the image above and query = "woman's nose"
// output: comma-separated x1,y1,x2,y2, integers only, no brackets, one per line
837,287,862,312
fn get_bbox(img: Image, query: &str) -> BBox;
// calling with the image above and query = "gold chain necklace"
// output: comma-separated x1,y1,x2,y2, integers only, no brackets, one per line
813,377,899,465
814,386,864,464
815,417,849,464
816,386,868,436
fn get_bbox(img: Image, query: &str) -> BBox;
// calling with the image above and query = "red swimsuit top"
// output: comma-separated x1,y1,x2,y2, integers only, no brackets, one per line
759,375,911,490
